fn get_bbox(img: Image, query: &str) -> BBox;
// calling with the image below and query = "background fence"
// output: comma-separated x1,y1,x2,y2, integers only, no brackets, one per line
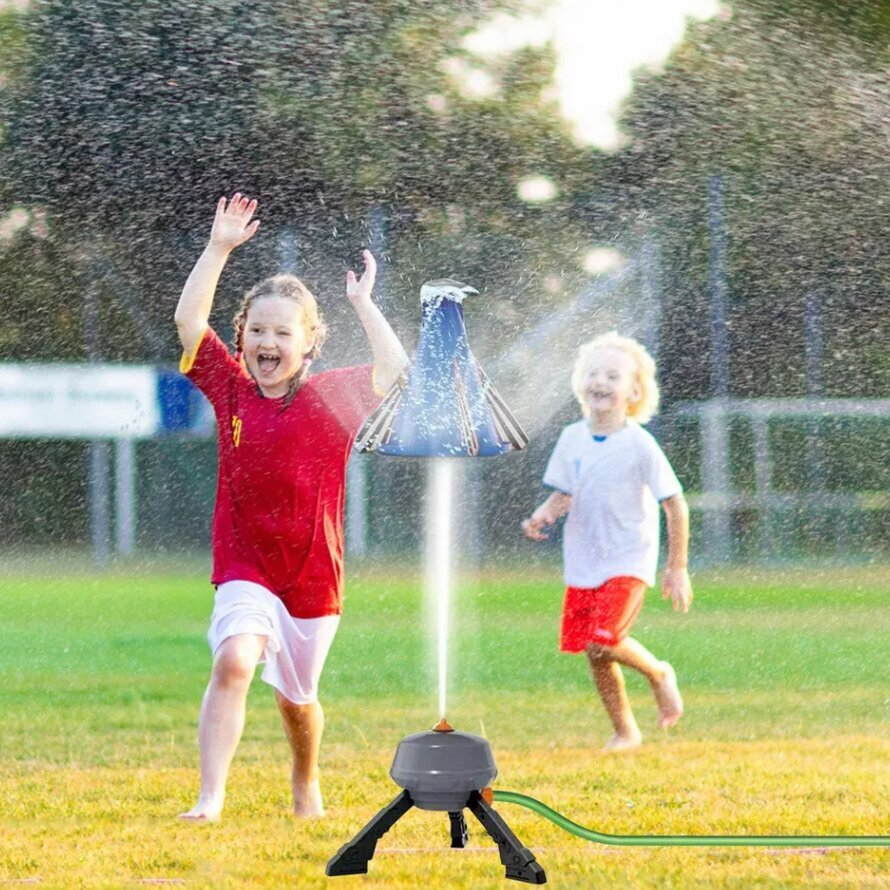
4,393,890,566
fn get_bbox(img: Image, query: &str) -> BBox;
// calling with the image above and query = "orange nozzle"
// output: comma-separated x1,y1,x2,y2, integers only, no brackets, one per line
481,786,493,805
433,718,454,733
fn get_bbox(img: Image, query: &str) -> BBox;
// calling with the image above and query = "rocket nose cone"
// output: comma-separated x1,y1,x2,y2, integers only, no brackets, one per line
420,278,478,304
422,277,470,290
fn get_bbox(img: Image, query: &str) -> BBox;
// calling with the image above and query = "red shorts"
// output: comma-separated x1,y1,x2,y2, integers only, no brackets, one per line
560,576,647,652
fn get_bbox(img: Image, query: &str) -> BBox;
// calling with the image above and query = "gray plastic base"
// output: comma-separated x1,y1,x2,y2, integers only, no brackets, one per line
390,729,497,810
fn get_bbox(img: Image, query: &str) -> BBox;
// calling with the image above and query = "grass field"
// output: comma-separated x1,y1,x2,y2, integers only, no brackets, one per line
1,557,888,889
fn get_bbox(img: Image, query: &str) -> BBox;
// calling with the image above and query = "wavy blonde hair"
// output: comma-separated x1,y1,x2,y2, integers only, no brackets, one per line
232,275,328,406
571,331,659,424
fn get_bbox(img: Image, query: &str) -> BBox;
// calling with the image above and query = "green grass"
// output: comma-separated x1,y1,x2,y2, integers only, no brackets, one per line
0,559,888,888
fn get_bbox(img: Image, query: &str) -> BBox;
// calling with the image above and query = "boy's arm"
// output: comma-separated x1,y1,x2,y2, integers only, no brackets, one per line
521,491,572,540
661,493,693,612
346,250,409,393
174,194,260,354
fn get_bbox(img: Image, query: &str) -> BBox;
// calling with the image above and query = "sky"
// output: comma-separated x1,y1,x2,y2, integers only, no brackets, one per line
466,0,720,149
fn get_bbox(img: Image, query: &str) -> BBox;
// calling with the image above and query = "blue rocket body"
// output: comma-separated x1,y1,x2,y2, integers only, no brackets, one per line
355,285,527,458
379,299,508,457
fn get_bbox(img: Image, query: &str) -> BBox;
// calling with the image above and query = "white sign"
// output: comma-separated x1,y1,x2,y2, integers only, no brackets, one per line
0,364,161,438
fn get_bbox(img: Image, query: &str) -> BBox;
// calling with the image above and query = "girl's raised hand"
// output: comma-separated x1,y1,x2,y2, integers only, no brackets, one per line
210,193,260,251
346,250,377,305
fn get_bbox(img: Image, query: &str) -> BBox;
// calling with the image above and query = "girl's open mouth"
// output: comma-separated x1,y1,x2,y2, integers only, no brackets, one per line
257,353,280,374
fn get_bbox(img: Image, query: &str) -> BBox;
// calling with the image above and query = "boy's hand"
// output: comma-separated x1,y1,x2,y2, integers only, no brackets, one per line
521,510,553,541
209,193,260,251
346,250,377,305
522,493,571,541
662,567,693,613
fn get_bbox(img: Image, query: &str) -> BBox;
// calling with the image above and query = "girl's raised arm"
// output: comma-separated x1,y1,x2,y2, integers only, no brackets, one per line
345,250,408,392
174,194,260,354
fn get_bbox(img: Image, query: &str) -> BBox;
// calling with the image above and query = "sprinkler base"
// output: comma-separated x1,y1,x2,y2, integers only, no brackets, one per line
327,728,545,883
325,788,546,884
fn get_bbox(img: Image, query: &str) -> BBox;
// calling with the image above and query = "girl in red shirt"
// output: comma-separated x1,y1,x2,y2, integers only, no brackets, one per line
175,194,407,820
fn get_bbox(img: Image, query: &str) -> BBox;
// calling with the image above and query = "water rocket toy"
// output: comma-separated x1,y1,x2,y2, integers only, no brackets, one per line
329,279,544,883
354,278,528,457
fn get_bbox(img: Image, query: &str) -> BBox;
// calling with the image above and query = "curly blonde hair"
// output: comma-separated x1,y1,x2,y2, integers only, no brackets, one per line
571,331,660,424
232,275,328,406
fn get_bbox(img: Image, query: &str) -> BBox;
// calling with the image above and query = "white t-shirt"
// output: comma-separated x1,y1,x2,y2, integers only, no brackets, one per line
543,420,682,589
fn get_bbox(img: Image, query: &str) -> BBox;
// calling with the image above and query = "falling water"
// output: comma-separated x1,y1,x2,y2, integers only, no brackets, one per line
425,458,453,720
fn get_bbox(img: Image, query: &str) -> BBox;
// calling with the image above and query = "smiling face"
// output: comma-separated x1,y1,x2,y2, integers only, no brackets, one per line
241,296,312,398
578,347,640,420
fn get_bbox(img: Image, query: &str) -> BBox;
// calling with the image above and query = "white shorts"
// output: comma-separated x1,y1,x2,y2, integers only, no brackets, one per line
207,580,340,705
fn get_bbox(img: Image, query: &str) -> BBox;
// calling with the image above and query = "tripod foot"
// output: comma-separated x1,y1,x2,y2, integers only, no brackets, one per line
326,790,414,877
467,791,547,884
448,810,469,848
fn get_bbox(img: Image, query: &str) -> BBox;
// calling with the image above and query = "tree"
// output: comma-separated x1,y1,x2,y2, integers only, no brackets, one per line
0,0,592,364
595,0,890,399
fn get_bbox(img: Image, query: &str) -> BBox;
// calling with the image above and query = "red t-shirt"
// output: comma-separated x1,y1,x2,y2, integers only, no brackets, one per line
181,327,380,618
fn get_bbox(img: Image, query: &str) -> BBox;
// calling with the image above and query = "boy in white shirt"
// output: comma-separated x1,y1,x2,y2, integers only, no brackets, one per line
522,332,693,751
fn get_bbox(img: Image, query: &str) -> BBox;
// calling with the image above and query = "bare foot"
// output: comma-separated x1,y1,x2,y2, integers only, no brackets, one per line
292,780,325,818
603,730,643,752
653,661,683,729
178,796,223,822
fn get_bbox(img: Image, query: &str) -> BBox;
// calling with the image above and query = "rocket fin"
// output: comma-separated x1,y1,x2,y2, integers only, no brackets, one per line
475,362,529,451
354,375,406,453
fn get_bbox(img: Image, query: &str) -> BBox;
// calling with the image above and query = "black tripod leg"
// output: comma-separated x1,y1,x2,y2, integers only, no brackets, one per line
467,791,547,884
448,810,469,848
326,790,414,876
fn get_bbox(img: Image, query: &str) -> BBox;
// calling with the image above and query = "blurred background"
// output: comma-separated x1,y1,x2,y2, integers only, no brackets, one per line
0,0,888,568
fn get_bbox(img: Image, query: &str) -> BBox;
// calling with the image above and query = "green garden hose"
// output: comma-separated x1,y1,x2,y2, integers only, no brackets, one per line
493,791,890,848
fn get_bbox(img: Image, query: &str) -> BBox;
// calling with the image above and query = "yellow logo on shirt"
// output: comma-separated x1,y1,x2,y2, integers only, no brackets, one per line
231,415,243,447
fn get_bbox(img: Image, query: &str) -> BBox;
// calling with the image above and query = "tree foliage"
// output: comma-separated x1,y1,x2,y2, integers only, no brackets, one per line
3,0,885,400
602,0,890,398
0,0,590,363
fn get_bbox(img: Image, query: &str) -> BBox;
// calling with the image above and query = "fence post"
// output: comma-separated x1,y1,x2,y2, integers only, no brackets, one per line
701,399,732,563
704,176,732,563
752,416,773,559
707,175,730,400
115,437,136,556
85,258,111,568
804,291,830,550
346,454,368,557
88,440,112,568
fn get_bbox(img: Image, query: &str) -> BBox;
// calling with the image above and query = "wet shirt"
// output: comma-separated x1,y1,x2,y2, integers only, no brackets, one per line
181,327,380,618
543,420,682,589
